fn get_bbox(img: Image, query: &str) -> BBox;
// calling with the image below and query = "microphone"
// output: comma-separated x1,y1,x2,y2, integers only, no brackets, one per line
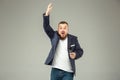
69,44,75,53
69,45,74,53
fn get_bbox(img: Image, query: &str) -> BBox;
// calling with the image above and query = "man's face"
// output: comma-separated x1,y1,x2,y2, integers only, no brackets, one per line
58,23,68,39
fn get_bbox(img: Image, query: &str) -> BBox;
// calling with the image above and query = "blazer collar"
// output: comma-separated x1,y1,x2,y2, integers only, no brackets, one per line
68,34,73,51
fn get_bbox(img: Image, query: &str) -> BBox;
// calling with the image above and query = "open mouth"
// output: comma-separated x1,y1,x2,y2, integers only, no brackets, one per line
59,31,67,39
61,31,65,35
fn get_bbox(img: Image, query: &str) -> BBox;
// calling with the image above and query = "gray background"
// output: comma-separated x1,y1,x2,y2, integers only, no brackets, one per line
0,0,120,80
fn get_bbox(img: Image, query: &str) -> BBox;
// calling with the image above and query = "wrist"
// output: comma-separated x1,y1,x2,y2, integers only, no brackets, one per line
45,11,50,16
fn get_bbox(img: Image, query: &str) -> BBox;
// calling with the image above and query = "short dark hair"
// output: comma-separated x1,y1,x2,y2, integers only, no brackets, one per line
58,21,69,26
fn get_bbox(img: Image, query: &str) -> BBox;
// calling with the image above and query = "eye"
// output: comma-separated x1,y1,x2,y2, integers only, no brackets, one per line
64,26,67,29
59,27,62,29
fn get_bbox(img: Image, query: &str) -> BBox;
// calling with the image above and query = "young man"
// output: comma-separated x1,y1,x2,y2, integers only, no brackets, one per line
43,3,83,80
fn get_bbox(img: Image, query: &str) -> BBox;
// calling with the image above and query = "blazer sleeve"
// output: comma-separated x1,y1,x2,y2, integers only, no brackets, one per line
74,37,84,59
43,13,55,39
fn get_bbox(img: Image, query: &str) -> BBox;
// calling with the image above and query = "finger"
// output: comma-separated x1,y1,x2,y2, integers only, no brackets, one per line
70,54,74,56
48,3,53,8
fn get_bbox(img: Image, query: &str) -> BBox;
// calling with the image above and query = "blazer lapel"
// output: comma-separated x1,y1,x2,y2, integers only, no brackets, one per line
68,34,72,53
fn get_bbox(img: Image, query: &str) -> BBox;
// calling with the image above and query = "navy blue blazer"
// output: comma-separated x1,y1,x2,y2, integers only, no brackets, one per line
43,14,83,74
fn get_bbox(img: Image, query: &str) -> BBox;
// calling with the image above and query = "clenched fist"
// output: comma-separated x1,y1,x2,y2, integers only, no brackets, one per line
70,52,76,59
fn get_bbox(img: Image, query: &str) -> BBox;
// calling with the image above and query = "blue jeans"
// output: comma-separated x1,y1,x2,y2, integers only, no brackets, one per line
51,68,74,80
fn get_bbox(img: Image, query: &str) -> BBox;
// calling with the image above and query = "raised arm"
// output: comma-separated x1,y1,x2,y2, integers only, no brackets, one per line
43,3,55,39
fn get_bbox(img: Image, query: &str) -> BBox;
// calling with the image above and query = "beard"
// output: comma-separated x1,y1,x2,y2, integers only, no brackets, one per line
59,34,67,40
57,31,68,40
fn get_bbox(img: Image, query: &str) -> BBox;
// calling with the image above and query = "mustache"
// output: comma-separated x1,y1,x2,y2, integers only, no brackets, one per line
61,31,65,34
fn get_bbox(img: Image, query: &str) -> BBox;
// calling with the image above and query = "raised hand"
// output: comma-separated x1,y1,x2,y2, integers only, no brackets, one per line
45,3,53,16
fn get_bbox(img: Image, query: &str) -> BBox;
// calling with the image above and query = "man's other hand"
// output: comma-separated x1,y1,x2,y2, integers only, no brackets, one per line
45,3,53,16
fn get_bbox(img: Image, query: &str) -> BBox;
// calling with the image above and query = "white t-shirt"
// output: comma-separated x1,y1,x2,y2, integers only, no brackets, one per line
52,37,73,72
